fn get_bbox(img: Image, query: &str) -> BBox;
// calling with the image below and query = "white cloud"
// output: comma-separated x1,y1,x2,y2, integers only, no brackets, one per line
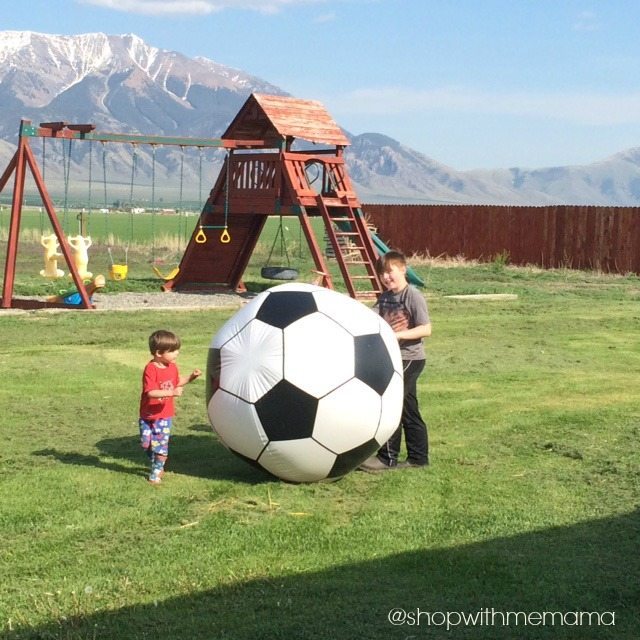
79,0,326,15
573,10,599,32
313,11,337,22
328,86,640,126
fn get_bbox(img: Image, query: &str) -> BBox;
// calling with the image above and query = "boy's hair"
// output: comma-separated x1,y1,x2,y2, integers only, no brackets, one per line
149,330,181,354
376,250,407,275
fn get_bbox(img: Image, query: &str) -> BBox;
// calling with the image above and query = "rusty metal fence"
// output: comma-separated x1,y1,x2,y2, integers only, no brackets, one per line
363,204,640,274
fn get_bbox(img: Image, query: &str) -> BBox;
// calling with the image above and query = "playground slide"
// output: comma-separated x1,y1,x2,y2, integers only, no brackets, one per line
370,232,425,287
334,218,425,287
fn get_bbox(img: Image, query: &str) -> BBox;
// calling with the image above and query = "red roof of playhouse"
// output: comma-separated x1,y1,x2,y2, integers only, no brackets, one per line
222,93,350,147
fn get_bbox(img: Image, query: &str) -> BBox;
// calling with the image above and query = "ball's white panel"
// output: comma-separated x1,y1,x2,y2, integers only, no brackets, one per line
375,372,404,444
259,438,337,483
313,289,381,336
268,282,322,294
211,290,270,348
378,318,403,374
208,391,268,459
284,313,354,397
219,320,283,403
313,379,381,453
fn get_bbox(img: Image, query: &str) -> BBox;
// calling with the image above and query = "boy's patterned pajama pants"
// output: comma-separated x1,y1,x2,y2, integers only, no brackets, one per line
139,417,172,457
139,418,172,480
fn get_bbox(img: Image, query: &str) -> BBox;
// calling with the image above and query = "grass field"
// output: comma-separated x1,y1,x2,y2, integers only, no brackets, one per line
1,255,639,639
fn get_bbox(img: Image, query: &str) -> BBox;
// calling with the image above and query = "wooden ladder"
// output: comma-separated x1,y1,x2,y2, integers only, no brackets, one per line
315,194,381,300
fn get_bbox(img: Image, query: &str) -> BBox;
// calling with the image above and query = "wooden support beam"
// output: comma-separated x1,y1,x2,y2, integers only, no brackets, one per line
19,119,265,149
0,134,94,310
39,121,68,132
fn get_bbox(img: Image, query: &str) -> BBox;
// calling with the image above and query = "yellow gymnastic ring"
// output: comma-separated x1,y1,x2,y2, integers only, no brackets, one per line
195,227,207,244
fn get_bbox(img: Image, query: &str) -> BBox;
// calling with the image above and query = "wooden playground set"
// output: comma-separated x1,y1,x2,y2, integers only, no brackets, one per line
0,93,413,310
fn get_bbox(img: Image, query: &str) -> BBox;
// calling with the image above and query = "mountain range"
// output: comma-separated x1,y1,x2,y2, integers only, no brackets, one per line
1,30,640,207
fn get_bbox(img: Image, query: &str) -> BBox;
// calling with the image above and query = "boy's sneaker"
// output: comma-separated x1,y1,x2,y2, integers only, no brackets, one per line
396,459,429,469
148,474,162,485
358,456,397,472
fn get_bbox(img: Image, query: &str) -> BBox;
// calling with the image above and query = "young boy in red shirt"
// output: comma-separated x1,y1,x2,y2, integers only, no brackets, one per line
139,330,201,484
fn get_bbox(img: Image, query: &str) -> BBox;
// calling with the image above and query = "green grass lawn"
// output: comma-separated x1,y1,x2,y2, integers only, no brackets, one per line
1,262,639,639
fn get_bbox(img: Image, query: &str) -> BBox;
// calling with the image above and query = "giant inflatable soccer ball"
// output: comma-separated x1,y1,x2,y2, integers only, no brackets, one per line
206,283,403,483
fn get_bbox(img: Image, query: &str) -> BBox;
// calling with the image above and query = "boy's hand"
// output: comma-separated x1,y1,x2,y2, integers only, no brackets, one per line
388,310,409,332
173,386,184,397
190,369,202,381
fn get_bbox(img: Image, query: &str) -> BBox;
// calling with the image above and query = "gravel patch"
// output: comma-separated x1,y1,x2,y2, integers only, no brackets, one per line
2,291,252,314
91,291,250,311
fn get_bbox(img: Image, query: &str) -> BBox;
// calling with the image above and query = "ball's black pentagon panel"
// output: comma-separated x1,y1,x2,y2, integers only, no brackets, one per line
255,291,318,329
206,347,222,404
326,438,381,479
255,379,318,441
354,333,395,395
229,447,271,473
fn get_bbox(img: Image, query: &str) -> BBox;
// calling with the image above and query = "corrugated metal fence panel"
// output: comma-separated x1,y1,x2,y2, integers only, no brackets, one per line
363,204,640,274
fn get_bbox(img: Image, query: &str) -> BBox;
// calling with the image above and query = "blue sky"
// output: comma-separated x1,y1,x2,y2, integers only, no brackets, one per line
4,0,640,170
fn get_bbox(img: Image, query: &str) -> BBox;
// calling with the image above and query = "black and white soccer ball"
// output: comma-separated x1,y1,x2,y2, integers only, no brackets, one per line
206,283,403,482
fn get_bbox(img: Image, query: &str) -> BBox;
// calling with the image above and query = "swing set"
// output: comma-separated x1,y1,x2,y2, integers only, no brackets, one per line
1,93,399,310
0,119,263,309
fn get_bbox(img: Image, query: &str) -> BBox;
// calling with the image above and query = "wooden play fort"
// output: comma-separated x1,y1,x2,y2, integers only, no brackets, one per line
0,93,384,310
166,93,381,299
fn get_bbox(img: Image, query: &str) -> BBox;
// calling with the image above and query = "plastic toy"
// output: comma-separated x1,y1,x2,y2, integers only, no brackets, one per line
67,235,93,279
40,233,65,279
47,274,106,306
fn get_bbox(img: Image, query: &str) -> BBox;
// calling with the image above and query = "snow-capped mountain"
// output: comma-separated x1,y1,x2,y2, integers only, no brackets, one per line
1,30,639,206
0,31,281,138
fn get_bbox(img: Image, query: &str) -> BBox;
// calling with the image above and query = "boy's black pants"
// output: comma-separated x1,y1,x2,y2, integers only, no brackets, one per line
378,359,429,465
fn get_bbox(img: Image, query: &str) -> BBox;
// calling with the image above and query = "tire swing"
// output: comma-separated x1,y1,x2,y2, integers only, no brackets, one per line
261,214,299,281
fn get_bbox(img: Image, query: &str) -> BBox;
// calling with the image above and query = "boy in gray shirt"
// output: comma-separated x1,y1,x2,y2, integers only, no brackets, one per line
360,250,431,471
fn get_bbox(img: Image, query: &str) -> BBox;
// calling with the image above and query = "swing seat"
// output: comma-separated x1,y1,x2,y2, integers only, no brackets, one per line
261,266,299,281
109,264,128,281
152,265,180,281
